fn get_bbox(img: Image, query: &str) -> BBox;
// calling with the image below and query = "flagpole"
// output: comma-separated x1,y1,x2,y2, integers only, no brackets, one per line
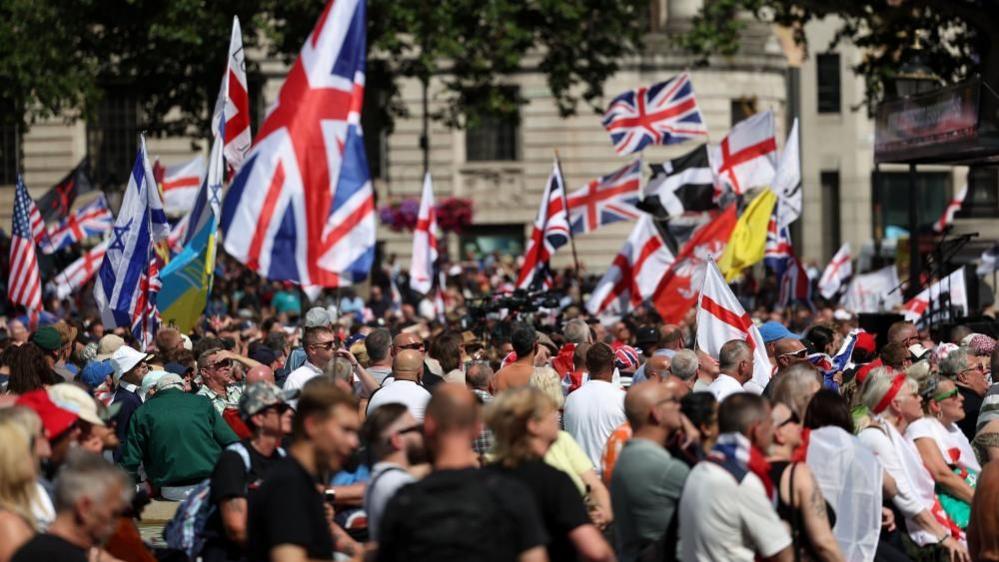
553,149,584,301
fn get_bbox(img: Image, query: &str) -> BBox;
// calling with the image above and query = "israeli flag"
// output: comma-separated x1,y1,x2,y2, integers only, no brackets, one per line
94,136,169,338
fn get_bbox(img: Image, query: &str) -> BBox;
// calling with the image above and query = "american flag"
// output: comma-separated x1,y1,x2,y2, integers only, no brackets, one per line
517,159,572,290
44,193,114,252
602,73,708,155
8,176,44,312
221,0,374,288
566,160,642,235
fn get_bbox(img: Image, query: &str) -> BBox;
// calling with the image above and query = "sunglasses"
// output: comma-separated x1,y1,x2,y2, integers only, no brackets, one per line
933,388,959,402
779,348,808,359
310,341,336,350
210,359,233,370
398,342,425,351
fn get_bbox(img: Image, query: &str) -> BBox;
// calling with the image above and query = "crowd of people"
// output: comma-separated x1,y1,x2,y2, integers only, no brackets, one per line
0,261,998,562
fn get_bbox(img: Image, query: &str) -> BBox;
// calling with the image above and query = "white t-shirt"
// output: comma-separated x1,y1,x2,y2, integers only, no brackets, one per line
708,373,745,402
364,462,415,541
283,362,322,409
679,461,791,562
366,379,431,422
859,418,938,546
562,380,626,474
905,417,981,473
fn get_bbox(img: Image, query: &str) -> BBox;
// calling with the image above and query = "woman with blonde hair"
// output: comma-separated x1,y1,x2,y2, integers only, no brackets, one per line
856,367,968,561
0,416,42,562
486,386,615,562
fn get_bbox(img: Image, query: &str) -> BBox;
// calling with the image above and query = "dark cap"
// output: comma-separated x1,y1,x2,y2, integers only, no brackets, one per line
635,326,660,347
249,346,278,366
31,327,62,352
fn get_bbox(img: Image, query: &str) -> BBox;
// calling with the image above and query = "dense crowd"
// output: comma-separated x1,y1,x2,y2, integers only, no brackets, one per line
0,259,997,562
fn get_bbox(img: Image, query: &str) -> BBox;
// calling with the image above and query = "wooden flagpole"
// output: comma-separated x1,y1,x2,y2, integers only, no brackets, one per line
553,149,584,301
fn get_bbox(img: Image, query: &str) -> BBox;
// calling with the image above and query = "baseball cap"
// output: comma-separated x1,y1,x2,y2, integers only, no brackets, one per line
95,334,125,360
16,389,78,439
614,345,640,372
31,327,62,352
635,326,660,347
854,332,876,355
758,321,801,344
304,307,333,329
156,374,186,392
111,346,154,381
140,370,169,397
239,382,298,418
249,346,278,366
79,360,115,389
47,383,105,427
163,362,192,376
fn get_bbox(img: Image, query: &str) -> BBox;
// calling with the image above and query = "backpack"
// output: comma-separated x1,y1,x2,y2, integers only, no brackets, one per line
162,442,285,558
384,471,515,562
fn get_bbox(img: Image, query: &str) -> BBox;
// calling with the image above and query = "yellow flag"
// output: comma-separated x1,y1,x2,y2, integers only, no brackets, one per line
717,188,778,282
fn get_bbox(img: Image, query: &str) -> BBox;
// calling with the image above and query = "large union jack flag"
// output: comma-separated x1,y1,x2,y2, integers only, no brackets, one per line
44,194,114,253
221,0,373,287
566,160,641,235
602,73,708,155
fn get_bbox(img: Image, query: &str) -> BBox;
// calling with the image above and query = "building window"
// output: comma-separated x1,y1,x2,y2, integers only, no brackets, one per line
361,88,389,179
817,53,841,114
458,223,526,259
875,171,949,236
957,166,999,218
730,97,757,126
820,171,841,261
87,89,141,191
466,92,520,162
0,118,18,186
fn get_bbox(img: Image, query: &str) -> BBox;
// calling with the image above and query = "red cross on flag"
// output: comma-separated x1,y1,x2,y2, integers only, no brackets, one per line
696,259,773,391
54,240,109,299
586,215,675,316
409,172,439,295
818,242,853,300
901,266,968,323
709,111,777,196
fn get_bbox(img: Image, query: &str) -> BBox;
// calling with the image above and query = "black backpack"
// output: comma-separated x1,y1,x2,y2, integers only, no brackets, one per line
384,471,515,562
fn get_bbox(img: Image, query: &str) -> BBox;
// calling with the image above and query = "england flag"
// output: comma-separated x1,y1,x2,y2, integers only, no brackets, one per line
586,215,675,316
818,242,853,300
222,0,374,288
214,15,252,173
708,111,777,196
409,172,439,295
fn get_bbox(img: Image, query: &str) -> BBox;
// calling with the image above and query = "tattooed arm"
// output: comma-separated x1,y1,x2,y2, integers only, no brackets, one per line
793,463,845,562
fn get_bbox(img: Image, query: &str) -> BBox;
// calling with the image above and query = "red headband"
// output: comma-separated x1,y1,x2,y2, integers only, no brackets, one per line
872,374,908,414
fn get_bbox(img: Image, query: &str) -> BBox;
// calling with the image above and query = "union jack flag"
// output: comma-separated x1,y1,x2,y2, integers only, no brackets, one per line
764,208,812,309
602,73,708,155
221,0,374,287
566,160,641,235
44,194,114,253
517,159,571,290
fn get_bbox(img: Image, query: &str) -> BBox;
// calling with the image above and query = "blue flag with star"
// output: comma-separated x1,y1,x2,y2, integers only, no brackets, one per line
94,136,169,346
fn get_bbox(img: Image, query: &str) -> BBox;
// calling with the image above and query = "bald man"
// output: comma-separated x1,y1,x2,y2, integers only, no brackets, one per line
378,384,548,562
365,349,431,421
643,355,671,383
773,337,808,370
611,382,690,562
245,365,275,386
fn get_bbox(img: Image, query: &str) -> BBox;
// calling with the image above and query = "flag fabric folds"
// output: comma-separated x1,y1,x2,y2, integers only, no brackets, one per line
640,146,717,218
157,156,206,217
902,267,968,324
774,118,801,228
44,194,114,253
566,160,642,235
708,111,777,196
717,188,778,281
602,73,708,155
221,0,374,288
763,211,811,308
94,137,170,348
651,205,739,323
842,266,903,314
215,15,252,173
933,184,967,233
517,159,571,290
696,260,773,390
586,215,675,316
818,242,853,300
409,172,439,294
37,159,95,222
54,240,109,300
8,176,44,313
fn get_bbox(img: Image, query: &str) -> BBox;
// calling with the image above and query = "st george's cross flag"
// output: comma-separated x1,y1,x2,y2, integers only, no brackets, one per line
222,0,374,288
708,111,777,196
54,240,109,300
155,156,206,217
214,15,252,174
602,73,708,155
409,172,440,295
94,137,170,348
44,193,114,253
640,145,717,219
517,159,572,290
774,118,802,228
818,242,853,300
902,267,968,324
586,215,675,316
696,259,773,391
566,160,642,235
933,184,968,233
8,176,45,313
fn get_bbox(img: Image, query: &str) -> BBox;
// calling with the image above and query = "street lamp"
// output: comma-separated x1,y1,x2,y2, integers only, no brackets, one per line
894,56,938,98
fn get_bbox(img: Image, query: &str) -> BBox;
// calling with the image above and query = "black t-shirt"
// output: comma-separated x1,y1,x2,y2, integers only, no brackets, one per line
489,459,590,562
377,467,548,562
957,386,983,441
246,456,332,562
12,534,87,562
201,440,285,562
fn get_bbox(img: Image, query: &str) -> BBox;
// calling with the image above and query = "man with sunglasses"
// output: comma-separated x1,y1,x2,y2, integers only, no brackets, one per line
283,327,338,404
197,348,259,416
201,382,296,562
362,403,426,542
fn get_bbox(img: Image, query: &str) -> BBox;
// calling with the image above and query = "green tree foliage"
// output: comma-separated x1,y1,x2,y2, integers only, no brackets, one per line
680,0,999,111
0,0,647,135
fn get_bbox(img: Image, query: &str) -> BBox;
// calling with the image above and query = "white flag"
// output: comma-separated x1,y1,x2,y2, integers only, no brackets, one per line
54,240,109,300
708,111,777,196
933,184,967,233
409,172,439,294
214,15,252,172
586,215,675,316
775,118,801,227
696,260,772,391
818,242,853,300
902,267,968,323
842,266,902,314
160,155,206,217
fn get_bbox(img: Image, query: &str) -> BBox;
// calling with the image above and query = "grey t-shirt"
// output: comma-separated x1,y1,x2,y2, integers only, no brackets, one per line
610,438,690,562
364,462,415,541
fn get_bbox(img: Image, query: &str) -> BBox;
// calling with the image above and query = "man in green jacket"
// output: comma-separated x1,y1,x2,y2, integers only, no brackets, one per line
120,374,238,500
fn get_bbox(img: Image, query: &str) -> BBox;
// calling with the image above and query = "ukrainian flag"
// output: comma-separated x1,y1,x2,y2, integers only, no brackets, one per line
717,188,778,282
158,215,217,333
